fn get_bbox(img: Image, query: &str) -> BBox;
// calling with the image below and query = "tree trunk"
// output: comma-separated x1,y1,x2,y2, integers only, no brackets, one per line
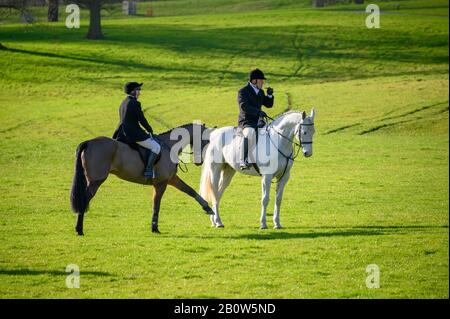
86,1,103,40
48,0,59,22
312,0,325,8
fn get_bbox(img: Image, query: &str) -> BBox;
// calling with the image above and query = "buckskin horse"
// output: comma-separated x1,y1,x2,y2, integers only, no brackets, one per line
70,123,214,235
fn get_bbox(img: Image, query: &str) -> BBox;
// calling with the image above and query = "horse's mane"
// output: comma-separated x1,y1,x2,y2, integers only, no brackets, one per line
271,110,303,125
158,123,196,136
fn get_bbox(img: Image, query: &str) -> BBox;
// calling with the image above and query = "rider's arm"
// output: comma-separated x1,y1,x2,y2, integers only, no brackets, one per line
262,91,274,108
135,101,153,134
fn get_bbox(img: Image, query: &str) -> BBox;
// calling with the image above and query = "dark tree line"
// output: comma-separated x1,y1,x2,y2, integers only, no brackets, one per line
1,0,122,40
313,0,364,7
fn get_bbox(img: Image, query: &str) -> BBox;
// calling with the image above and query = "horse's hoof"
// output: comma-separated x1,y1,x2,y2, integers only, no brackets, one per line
273,225,282,230
152,227,161,234
76,229,84,236
260,225,268,230
216,224,224,228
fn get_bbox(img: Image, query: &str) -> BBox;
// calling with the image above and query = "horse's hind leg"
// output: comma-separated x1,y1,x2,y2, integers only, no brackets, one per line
75,179,105,236
151,181,168,233
217,165,236,199
74,138,115,236
210,165,235,227
75,213,85,236
209,164,225,228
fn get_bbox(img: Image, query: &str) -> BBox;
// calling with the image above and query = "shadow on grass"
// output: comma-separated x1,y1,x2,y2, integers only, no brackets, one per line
2,46,248,84
1,22,447,84
304,225,449,230
210,225,448,241
0,268,112,276
234,229,385,240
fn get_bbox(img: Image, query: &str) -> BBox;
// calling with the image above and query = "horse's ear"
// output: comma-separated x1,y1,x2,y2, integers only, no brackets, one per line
311,108,316,120
302,111,306,120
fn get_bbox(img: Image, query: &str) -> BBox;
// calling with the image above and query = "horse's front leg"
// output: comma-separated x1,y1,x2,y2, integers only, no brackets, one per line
168,175,214,215
260,174,272,229
152,181,168,233
274,173,290,229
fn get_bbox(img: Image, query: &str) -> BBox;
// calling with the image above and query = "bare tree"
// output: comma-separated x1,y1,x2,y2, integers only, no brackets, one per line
47,0,58,22
312,0,325,7
71,0,120,40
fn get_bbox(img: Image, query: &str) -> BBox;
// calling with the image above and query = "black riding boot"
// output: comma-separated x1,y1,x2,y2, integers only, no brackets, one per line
144,151,158,178
239,137,251,170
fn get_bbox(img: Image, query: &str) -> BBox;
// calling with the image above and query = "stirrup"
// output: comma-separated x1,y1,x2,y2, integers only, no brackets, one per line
240,162,251,170
144,169,156,178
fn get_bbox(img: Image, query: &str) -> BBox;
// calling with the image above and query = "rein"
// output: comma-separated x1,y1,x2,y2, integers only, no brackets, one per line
178,150,194,173
156,133,194,174
263,115,314,181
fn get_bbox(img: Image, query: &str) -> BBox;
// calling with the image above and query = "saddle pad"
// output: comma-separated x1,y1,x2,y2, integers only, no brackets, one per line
126,141,161,165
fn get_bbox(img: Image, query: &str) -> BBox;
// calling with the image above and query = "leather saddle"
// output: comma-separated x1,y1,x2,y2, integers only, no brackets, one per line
119,136,162,165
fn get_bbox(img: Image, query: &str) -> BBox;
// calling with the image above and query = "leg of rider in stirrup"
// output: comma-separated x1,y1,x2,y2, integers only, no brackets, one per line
137,136,161,179
240,127,256,170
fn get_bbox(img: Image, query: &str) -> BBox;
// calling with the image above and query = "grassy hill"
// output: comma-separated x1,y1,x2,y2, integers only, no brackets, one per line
0,0,448,298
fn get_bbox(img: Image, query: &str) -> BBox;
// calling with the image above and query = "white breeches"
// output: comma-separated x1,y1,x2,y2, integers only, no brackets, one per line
242,127,257,163
136,137,161,154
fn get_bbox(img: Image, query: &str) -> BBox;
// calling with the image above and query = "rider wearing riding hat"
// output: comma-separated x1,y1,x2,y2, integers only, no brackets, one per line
237,68,274,170
113,82,161,179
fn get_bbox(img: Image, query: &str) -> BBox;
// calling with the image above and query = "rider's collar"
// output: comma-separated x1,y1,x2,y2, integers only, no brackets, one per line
127,94,137,99
248,82,260,95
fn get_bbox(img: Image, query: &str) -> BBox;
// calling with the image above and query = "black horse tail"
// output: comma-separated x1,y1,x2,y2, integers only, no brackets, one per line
70,141,89,214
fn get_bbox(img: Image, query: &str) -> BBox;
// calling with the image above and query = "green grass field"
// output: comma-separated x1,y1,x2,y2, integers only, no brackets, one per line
0,0,448,298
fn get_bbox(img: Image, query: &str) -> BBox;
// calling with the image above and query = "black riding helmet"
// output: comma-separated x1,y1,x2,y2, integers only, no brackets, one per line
249,68,266,81
124,82,143,94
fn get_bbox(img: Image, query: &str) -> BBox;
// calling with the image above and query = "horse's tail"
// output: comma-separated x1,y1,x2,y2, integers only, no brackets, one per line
70,141,90,214
199,149,216,204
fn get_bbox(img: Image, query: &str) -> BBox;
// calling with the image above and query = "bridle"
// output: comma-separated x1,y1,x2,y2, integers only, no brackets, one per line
265,116,314,154
264,115,314,181
296,122,315,147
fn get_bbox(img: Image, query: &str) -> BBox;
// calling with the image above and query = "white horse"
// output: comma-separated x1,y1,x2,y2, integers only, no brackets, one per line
199,109,316,229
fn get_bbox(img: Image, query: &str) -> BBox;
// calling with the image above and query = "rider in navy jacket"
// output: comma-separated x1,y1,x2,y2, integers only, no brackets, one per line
237,69,274,169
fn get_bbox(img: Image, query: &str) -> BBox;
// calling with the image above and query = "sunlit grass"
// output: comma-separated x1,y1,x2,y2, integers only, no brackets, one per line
0,0,448,298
